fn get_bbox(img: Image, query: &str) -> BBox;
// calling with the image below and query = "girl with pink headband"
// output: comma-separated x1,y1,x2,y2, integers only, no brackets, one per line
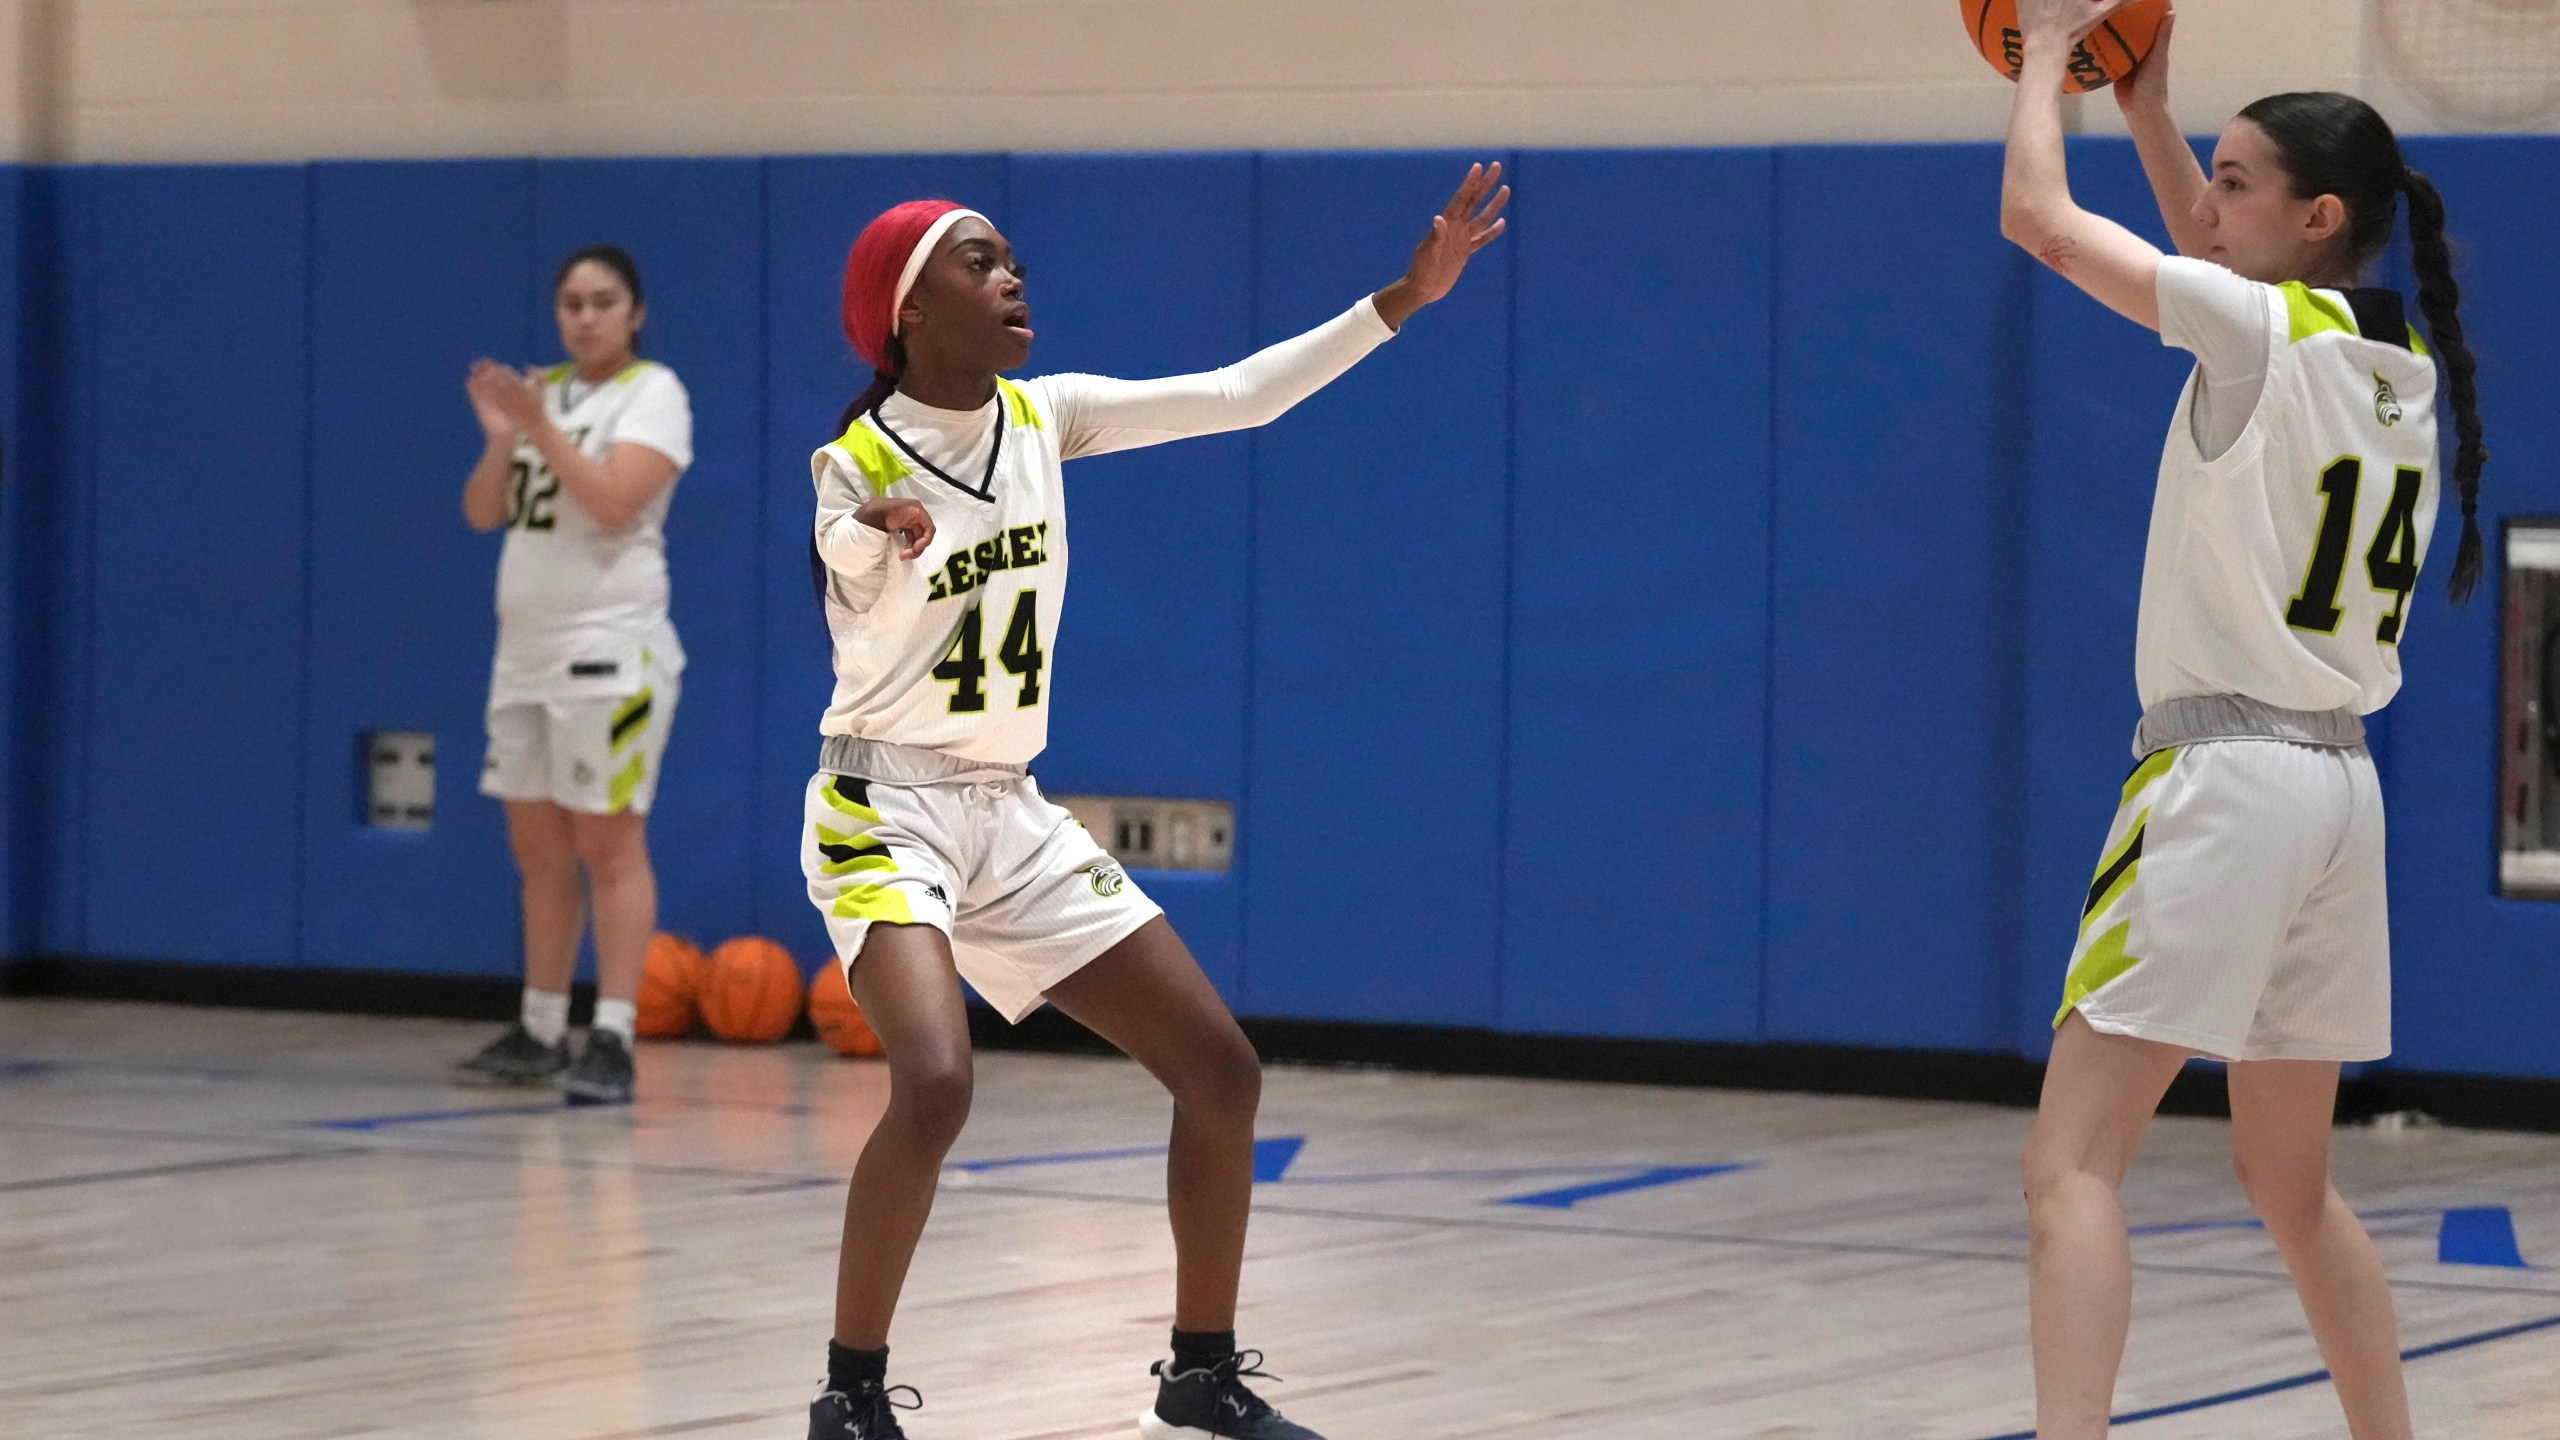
799,167,1508,1440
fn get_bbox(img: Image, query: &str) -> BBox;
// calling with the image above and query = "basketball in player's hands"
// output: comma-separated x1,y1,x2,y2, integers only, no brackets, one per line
638,932,706,1038
700,936,805,1043
1965,0,2169,93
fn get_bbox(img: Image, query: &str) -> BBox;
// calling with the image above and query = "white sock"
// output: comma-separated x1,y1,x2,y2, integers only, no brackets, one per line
591,997,638,1047
520,988,572,1047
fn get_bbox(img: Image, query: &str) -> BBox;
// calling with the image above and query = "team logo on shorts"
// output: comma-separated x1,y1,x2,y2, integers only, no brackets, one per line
2374,373,2403,427
1082,861,1128,898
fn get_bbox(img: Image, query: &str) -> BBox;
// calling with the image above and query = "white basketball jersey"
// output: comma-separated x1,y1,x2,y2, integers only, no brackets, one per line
492,360,693,704
812,378,1066,765
2136,281,2441,715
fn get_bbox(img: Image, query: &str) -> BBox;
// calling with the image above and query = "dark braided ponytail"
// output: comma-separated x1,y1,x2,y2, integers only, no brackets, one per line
2241,93,2487,604
2401,168,2487,603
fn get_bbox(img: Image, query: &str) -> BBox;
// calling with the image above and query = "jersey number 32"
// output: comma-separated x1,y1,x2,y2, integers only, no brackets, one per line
2286,456,2424,645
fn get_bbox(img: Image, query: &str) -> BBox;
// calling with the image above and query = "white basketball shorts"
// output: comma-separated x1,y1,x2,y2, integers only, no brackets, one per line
799,765,1162,1023
480,660,680,816
2057,739,2390,1062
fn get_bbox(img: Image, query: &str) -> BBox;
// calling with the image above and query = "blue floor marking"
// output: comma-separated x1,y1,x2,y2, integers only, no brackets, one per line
309,1102,571,1131
2440,1206,2531,1268
1967,1307,2560,1440
1252,1136,1303,1182
1496,1163,1756,1210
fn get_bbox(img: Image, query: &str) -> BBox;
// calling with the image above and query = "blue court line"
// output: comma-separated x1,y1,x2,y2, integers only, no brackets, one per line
2127,1206,2531,1269
1252,1135,1304,1182
1497,1163,1757,1210
309,1102,575,1131
0,1060,62,1080
1968,1307,2560,1440
2126,1206,2438,1237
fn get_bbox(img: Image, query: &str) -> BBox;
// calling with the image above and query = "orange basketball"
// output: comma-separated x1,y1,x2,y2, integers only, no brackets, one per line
699,936,805,1043
637,932,706,1038
807,962,884,1058
1964,0,2168,93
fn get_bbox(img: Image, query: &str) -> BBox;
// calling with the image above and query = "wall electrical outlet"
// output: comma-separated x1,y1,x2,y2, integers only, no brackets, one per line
1051,796,1234,873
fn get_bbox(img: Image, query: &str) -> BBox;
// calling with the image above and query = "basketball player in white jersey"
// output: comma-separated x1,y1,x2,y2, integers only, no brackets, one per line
799,168,1507,1440
453,244,694,1107
2001,5,2487,1437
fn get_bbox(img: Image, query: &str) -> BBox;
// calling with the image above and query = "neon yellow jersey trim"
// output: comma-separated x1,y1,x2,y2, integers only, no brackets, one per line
2055,920,2141,1028
831,421,914,500
2282,283,2359,344
606,751,648,813
545,362,577,385
831,883,916,926
2080,817,2147,938
2121,747,2176,806
2407,326,2431,359
613,360,655,385
997,377,1045,431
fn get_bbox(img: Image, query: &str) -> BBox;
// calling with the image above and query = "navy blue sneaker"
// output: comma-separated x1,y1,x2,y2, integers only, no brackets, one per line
809,1380,919,1440
1139,1352,1324,1440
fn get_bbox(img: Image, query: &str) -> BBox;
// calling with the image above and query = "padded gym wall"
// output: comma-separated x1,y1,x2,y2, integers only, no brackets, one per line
83,165,311,966
1242,151,1515,1025
13,139,2560,1084
1763,144,2031,1052
1499,148,1775,1042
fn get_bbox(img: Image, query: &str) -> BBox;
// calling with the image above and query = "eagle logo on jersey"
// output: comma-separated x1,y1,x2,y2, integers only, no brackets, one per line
2374,374,2403,428
1081,861,1129,898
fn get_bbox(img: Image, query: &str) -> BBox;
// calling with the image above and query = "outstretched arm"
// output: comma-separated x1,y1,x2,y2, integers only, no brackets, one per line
2113,7,2213,259
1049,163,1510,460
2001,0,2165,330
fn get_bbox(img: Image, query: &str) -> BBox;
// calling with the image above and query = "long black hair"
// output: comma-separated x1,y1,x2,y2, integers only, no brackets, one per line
2240,92,2487,603
555,243,647,352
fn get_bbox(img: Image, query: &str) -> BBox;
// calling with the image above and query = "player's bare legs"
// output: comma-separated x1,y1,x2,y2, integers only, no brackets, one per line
835,923,975,1349
567,809,655,1008
2228,1059,2412,1440
505,799,585,992
2021,1012,2188,1440
1045,918,1263,1332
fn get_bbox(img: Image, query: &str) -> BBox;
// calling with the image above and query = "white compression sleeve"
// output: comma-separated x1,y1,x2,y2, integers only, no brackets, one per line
1044,296,1398,461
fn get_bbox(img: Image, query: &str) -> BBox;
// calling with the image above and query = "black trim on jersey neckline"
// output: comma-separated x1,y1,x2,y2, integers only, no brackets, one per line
868,399,1003,504
2343,288,2414,353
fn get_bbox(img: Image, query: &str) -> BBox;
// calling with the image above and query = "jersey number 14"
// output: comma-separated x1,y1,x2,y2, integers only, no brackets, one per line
934,590,1046,713
2286,456,2424,645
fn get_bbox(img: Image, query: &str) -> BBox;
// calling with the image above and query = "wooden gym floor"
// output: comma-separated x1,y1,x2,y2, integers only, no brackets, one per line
3,997,2556,1439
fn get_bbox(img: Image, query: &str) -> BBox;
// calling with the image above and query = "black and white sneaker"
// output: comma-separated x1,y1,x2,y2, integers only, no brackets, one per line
449,1023,570,1087
562,1029,635,1106
1139,1351,1324,1440
809,1380,920,1440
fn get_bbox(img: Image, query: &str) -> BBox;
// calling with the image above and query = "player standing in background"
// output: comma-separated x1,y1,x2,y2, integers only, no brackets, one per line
2000,4,2485,1437
452,244,695,1108
800,168,1506,1440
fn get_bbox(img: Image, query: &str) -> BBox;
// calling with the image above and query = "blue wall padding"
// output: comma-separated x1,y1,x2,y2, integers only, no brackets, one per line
14,139,2560,1081
2015,139,2197,1054
0,164,20,957
301,161,535,973
82,167,312,964
32,169,98,957
1242,153,1516,1024
757,156,1008,965
1002,153,1258,1000
1498,149,1774,1041
2377,137,2560,1080
1762,145,2026,1050
534,159,768,956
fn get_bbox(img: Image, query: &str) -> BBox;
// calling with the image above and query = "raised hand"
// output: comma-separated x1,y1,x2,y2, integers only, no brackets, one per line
2112,5,2174,114
1372,162,1511,331
855,495,935,561
466,358,545,435
2016,0,2139,48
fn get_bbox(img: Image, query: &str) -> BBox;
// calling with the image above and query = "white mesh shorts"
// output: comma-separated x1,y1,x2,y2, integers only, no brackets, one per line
2057,739,2390,1062
799,762,1162,1023
480,661,679,816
